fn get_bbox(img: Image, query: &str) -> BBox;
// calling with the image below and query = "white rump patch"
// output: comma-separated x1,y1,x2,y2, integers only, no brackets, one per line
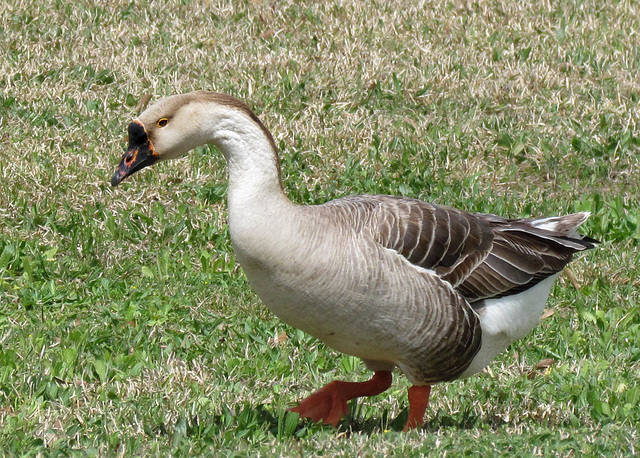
460,274,559,378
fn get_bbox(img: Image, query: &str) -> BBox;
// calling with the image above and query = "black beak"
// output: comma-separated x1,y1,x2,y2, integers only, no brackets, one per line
111,120,160,186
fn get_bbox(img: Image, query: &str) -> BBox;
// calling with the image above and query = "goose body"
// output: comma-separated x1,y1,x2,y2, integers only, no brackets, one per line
111,91,597,430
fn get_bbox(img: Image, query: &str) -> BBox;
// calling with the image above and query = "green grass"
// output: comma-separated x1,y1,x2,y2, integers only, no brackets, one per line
1,0,639,454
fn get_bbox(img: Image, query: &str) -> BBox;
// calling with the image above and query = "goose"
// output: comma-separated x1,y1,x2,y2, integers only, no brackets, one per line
110,91,597,431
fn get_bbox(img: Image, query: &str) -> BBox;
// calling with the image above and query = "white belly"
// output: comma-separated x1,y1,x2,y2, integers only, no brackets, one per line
460,274,559,378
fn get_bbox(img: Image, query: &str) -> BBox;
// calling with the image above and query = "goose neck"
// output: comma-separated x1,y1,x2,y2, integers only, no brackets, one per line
206,107,290,212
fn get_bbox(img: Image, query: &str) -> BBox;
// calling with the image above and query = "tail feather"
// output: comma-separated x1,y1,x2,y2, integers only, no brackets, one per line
529,212,598,248
530,212,590,236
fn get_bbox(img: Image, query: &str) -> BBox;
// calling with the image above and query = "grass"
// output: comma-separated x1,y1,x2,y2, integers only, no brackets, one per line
1,0,639,454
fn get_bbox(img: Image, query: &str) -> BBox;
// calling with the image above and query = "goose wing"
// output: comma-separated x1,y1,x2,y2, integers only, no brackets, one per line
366,195,595,302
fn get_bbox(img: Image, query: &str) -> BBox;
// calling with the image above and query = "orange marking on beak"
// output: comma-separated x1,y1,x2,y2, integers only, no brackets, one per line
124,148,140,166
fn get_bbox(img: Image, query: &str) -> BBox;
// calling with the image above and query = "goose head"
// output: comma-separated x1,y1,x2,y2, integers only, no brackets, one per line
111,91,276,187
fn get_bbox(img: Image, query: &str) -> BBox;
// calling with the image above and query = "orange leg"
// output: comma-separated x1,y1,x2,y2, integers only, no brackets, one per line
289,371,393,427
403,384,432,431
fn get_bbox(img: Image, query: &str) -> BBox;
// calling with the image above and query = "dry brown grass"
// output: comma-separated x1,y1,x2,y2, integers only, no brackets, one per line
2,0,639,201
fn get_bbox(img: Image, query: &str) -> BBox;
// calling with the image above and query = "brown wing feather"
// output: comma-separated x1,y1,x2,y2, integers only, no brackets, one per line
367,196,596,302
456,215,596,300
373,196,494,277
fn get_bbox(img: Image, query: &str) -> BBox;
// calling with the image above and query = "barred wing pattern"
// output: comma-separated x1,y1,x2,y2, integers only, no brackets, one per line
370,196,595,302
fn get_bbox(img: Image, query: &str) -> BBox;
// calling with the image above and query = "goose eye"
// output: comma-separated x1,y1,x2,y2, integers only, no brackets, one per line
157,118,169,128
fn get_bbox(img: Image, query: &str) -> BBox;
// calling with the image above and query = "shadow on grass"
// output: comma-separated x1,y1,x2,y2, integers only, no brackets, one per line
143,403,484,445
345,407,481,435
258,403,484,436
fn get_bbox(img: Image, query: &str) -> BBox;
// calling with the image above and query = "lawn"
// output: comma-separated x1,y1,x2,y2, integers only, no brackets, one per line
1,0,639,455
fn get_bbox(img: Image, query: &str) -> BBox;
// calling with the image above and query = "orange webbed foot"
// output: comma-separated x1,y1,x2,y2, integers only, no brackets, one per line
289,371,393,427
288,380,350,426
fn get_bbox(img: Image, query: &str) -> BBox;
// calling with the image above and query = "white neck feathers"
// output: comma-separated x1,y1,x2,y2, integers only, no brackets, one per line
184,101,285,207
